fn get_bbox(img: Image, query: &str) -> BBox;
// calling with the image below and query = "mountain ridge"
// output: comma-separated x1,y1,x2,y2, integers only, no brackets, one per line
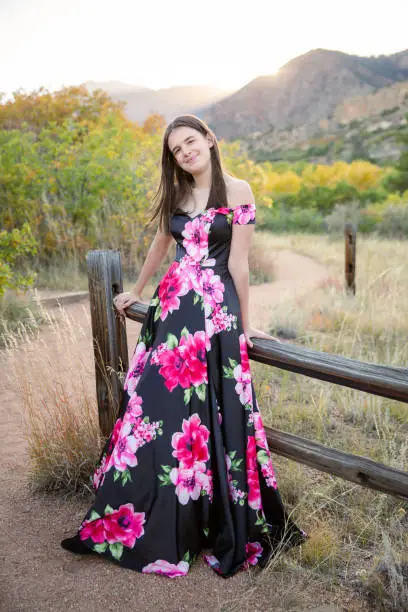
200,48,408,140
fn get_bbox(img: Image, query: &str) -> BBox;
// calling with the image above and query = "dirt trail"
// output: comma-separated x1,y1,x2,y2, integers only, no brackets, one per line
249,250,328,332
0,251,344,612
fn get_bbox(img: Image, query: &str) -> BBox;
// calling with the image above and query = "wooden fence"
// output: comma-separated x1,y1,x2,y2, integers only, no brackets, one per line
86,249,408,500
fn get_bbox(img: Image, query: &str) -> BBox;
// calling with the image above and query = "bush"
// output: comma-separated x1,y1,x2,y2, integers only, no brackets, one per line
324,201,361,235
377,205,408,238
0,291,43,344
0,223,37,295
259,205,325,233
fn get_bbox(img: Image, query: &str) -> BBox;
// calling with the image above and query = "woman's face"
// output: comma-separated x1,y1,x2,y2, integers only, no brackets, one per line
168,126,213,174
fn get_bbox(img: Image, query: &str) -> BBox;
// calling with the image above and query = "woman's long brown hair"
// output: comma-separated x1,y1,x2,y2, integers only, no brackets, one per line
149,115,228,235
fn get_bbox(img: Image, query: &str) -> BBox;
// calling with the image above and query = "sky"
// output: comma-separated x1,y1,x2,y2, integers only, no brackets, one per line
1,0,408,97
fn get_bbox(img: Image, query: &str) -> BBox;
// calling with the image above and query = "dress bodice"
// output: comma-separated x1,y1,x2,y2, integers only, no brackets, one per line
170,204,256,271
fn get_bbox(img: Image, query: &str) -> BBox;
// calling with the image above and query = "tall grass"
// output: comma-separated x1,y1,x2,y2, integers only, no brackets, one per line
0,291,44,345
250,233,408,610
3,303,102,497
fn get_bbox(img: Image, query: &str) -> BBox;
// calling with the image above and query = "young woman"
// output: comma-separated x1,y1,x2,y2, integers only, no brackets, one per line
61,115,307,578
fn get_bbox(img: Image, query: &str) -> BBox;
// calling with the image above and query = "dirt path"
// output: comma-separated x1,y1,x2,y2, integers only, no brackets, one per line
249,250,328,332
0,251,342,612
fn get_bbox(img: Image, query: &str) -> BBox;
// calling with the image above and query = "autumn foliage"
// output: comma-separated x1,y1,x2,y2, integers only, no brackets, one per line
0,85,402,294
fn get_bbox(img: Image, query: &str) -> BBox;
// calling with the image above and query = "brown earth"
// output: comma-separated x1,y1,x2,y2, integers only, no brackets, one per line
1,252,358,612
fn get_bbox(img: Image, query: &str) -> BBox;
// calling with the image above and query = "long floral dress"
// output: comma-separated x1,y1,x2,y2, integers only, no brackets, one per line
76,203,307,578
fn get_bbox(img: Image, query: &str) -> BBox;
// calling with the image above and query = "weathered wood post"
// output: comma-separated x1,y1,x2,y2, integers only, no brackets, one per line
86,250,129,437
345,223,356,295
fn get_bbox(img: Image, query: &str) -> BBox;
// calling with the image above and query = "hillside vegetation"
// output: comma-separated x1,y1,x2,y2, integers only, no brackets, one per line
0,85,407,299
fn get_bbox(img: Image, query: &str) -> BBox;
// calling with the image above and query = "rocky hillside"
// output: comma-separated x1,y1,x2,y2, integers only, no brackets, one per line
334,80,408,124
200,48,408,141
247,80,408,165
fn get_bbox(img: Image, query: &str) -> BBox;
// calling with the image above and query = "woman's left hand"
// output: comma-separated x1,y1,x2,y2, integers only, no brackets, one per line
243,326,281,348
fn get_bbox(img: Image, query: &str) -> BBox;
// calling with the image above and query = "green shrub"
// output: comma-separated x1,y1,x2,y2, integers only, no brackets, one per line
259,205,325,233
377,205,408,238
0,223,37,295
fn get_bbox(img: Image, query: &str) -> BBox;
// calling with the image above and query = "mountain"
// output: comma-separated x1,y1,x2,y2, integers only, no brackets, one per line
388,49,408,70
247,79,408,165
200,48,408,141
83,81,233,123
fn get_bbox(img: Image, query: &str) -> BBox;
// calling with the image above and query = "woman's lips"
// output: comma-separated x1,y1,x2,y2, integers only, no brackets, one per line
186,154,198,164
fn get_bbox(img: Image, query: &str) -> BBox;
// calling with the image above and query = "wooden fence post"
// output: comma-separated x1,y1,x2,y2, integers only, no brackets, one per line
86,250,129,437
345,223,356,295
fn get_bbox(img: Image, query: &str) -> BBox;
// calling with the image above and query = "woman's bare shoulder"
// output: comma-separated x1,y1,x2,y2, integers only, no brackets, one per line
224,176,255,209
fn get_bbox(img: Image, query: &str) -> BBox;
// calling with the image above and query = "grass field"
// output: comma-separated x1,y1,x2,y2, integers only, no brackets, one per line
252,233,408,610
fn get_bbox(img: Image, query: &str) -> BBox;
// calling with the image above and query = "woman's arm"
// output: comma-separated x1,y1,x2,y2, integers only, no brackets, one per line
228,181,281,347
227,181,255,334
114,225,174,313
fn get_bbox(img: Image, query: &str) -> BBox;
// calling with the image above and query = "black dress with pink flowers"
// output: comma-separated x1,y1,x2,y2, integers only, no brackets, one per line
76,203,307,578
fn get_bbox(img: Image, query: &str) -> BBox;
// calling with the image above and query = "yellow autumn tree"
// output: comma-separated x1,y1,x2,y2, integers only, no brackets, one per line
346,160,384,191
143,114,166,135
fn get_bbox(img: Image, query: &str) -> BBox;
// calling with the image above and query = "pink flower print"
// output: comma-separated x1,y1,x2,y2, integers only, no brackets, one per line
169,465,209,505
233,364,253,406
122,393,143,426
171,413,210,468
111,422,139,471
232,203,256,225
142,559,189,578
79,517,106,543
157,345,191,391
124,342,151,395
203,554,222,573
205,305,236,338
158,262,189,320
182,331,209,387
150,341,169,365
182,217,208,261
261,461,278,489
252,413,278,488
203,469,213,502
244,542,263,568
184,259,205,294
93,454,108,490
225,453,246,504
106,418,123,456
252,412,268,450
239,333,250,374
201,207,217,223
202,269,225,309
246,436,262,510
205,315,215,339
103,503,145,548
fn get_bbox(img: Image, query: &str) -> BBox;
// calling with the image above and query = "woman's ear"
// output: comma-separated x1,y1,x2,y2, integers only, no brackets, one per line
207,135,214,148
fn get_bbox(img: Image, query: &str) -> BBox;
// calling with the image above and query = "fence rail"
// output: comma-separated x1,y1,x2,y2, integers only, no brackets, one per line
86,250,408,500
127,302,408,403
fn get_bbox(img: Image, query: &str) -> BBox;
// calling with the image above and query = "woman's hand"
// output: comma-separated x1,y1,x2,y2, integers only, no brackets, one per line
243,326,281,348
113,291,149,315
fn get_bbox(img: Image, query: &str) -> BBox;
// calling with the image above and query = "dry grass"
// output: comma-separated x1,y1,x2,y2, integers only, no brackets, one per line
250,233,408,610
3,302,102,497
248,230,276,284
